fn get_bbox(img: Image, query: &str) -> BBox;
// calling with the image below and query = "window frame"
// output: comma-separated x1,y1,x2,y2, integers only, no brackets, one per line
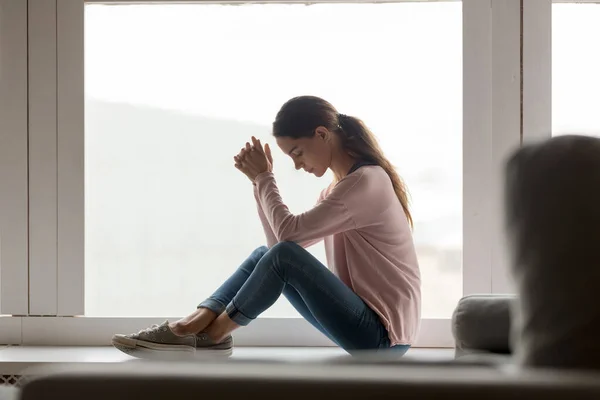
0,0,29,316
522,0,551,146
0,0,527,347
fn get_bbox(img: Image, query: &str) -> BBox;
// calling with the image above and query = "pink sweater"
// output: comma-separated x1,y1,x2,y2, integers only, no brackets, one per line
253,166,421,346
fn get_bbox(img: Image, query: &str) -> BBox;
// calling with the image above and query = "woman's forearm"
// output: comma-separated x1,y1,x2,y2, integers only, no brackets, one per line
254,185,278,248
254,181,323,249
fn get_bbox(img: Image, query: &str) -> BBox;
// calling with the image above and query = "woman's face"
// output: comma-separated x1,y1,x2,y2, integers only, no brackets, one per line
275,129,331,178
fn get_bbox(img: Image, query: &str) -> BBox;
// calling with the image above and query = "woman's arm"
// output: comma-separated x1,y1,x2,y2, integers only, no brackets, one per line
254,172,360,244
254,185,324,249
236,137,329,247
254,185,278,248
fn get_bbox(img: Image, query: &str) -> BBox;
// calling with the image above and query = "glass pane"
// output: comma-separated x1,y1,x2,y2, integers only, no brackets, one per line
553,3,600,137
85,2,462,318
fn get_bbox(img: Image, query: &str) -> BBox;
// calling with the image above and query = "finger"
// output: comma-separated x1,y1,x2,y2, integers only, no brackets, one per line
253,137,264,153
245,142,252,151
265,143,273,163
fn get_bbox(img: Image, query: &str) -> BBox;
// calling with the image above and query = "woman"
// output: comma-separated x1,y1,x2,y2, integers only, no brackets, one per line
112,96,421,357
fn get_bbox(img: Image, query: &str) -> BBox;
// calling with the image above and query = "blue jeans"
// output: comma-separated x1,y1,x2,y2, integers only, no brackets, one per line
199,242,410,355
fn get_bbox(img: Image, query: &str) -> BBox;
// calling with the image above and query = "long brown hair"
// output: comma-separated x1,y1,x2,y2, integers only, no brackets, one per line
272,96,413,228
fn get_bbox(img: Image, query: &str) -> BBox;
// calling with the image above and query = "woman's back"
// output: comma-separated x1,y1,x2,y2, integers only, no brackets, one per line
320,165,421,346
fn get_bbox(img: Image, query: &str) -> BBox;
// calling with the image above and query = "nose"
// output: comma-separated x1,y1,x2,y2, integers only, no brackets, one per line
293,159,303,170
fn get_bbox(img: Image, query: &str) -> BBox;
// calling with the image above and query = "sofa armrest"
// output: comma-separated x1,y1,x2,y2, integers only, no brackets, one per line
20,361,600,400
452,294,515,357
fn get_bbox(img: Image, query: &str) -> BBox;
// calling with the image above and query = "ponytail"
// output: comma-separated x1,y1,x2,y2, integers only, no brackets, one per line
338,114,413,229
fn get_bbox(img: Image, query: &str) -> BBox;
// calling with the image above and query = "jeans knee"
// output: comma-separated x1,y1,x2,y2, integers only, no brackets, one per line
259,242,301,274
251,246,269,259
269,241,301,258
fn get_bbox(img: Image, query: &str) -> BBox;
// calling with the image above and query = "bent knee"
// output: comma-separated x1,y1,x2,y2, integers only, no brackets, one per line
263,242,306,266
269,241,302,255
261,242,305,277
252,246,269,258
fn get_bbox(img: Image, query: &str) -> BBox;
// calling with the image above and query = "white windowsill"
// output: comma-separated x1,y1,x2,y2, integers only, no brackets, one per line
0,317,454,348
0,346,454,375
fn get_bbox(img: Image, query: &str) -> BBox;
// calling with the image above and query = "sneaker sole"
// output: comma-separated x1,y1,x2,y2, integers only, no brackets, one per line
112,336,233,359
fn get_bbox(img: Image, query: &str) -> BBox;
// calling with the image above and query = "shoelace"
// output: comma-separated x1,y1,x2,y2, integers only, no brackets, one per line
197,333,208,341
137,324,166,335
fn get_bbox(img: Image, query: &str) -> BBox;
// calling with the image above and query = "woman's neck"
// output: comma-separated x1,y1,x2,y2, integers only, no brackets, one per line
330,150,357,181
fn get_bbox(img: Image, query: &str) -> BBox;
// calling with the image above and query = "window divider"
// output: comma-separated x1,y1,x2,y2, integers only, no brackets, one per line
57,0,85,316
522,0,552,144
0,0,29,315
28,0,59,316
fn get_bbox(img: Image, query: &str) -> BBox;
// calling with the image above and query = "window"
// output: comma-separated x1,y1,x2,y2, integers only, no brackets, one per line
2,0,515,347
553,3,600,137
84,2,463,319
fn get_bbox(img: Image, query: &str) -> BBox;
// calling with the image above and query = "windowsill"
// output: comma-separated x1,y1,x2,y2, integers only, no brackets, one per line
0,346,454,375
0,317,454,348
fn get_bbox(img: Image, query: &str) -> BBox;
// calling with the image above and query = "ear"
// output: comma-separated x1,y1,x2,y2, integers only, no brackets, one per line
315,126,329,142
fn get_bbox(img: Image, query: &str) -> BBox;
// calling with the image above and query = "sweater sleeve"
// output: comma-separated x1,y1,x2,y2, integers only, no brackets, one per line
254,172,360,244
254,186,278,248
254,185,324,249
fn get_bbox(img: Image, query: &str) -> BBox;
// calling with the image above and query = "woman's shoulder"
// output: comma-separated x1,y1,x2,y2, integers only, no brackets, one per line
328,165,390,198
341,164,386,181
353,165,387,178
344,165,390,188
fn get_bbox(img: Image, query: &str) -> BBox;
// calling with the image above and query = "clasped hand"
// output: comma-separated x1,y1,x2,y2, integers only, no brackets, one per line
234,136,273,182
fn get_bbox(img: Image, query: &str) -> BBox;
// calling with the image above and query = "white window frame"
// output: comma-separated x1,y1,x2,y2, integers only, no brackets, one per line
0,0,527,347
0,0,29,318
522,0,552,147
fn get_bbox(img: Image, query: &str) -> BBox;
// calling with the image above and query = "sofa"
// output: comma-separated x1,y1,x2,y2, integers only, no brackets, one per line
16,289,595,399
8,292,599,400
7,134,600,398
15,358,600,400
